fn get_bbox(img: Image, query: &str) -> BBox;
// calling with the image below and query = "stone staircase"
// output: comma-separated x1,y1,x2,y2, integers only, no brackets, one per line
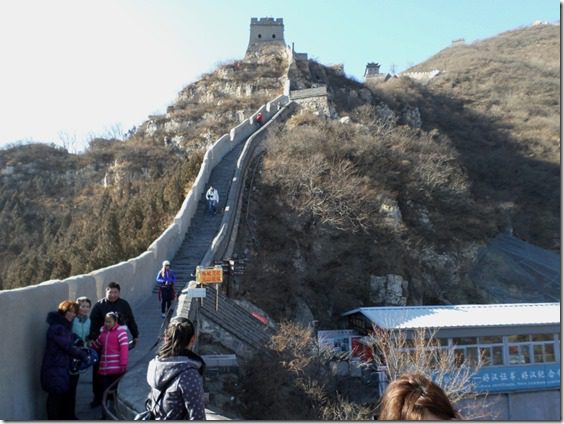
152,140,246,294
151,130,276,358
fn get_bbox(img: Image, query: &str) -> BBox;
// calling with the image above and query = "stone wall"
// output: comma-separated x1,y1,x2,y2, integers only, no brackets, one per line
290,86,335,117
401,69,441,82
0,95,289,420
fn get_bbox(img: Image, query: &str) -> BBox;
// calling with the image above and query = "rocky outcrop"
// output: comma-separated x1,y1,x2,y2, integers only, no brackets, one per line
134,45,289,151
369,274,409,306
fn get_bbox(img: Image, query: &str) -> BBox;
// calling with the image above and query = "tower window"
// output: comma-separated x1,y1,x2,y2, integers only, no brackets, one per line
258,34,262,39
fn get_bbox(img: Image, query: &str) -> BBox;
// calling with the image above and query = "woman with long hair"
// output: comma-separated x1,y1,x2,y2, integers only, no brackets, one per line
146,317,206,420
378,373,460,420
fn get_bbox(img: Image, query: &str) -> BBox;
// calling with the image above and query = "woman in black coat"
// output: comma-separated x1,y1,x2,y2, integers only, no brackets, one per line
40,300,88,420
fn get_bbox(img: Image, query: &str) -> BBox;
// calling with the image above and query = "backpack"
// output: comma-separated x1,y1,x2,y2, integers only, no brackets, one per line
134,388,166,420
134,371,183,421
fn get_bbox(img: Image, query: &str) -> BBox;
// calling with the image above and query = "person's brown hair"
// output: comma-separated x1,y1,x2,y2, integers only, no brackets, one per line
158,317,196,358
58,300,79,314
378,373,459,420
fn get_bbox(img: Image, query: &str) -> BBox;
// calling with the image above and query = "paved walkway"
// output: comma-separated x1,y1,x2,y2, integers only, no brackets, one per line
75,140,246,420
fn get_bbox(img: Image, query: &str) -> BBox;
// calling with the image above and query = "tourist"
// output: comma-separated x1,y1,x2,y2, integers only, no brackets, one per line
156,260,176,318
146,317,206,420
40,300,88,419
206,186,219,216
91,312,129,415
72,296,91,344
88,282,139,408
69,296,92,415
378,373,460,420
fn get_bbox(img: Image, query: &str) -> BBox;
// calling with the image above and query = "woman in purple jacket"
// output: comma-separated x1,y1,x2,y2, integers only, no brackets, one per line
156,260,176,318
40,300,88,420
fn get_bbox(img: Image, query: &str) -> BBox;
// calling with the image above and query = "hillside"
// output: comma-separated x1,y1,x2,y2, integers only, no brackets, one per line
230,24,560,330
404,24,560,248
0,45,288,289
0,23,558,316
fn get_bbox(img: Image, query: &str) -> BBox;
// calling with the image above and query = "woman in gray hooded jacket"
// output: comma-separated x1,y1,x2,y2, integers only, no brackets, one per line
146,317,206,420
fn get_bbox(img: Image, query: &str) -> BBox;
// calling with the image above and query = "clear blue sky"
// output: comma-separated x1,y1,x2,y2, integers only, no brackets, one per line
0,0,559,151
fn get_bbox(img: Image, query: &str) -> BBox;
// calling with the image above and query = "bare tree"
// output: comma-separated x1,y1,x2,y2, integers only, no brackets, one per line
362,326,494,419
57,130,78,153
264,137,378,233
247,321,374,420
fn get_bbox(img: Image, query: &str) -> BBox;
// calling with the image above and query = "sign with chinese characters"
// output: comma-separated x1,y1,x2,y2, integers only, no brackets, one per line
196,266,223,284
472,364,560,392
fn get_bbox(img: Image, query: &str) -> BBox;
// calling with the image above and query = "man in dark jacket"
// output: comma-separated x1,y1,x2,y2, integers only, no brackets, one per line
40,300,88,419
88,281,139,407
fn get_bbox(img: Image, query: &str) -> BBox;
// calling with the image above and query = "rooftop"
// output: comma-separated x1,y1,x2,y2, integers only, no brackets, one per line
342,303,560,330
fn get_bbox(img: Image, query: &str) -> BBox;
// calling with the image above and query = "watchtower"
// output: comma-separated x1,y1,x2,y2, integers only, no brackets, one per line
247,17,285,51
364,62,381,78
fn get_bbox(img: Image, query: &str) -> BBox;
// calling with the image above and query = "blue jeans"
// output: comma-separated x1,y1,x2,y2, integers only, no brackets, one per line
207,199,217,215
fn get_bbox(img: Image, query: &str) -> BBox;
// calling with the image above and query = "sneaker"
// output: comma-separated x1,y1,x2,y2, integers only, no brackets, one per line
161,313,166,318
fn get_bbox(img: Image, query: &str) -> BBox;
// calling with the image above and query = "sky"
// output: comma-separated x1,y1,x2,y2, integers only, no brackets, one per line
0,0,559,152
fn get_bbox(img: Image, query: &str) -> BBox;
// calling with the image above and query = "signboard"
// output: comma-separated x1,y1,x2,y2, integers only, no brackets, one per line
471,363,561,393
186,288,206,298
196,266,223,284
437,363,561,393
318,329,359,353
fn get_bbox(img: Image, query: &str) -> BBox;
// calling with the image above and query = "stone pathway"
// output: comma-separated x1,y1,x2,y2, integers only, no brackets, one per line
76,140,247,420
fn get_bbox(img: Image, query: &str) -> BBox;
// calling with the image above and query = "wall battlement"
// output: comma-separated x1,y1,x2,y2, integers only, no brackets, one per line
251,17,284,25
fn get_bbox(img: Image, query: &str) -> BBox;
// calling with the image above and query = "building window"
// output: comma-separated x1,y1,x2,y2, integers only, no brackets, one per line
507,334,530,343
531,333,554,342
258,34,262,39
533,341,556,363
272,34,276,38
504,334,558,364
508,344,531,364
452,336,504,367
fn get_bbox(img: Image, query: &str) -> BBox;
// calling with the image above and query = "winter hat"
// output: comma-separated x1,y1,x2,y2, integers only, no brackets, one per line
163,260,171,267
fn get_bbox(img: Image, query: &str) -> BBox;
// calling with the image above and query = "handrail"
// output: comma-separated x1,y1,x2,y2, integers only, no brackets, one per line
101,374,124,420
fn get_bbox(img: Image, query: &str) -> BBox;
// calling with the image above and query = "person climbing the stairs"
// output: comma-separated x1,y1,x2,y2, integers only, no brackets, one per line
206,186,219,216
156,260,176,318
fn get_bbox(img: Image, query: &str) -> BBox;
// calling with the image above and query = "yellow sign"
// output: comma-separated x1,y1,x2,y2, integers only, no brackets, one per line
196,266,223,284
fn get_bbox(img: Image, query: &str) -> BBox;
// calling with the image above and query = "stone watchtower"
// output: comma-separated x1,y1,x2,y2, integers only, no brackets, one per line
247,17,285,52
364,62,381,78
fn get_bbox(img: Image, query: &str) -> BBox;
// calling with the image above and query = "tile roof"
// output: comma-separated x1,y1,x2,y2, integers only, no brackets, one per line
341,303,560,330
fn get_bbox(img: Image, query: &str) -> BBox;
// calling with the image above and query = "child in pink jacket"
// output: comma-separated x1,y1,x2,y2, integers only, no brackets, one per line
91,311,129,406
